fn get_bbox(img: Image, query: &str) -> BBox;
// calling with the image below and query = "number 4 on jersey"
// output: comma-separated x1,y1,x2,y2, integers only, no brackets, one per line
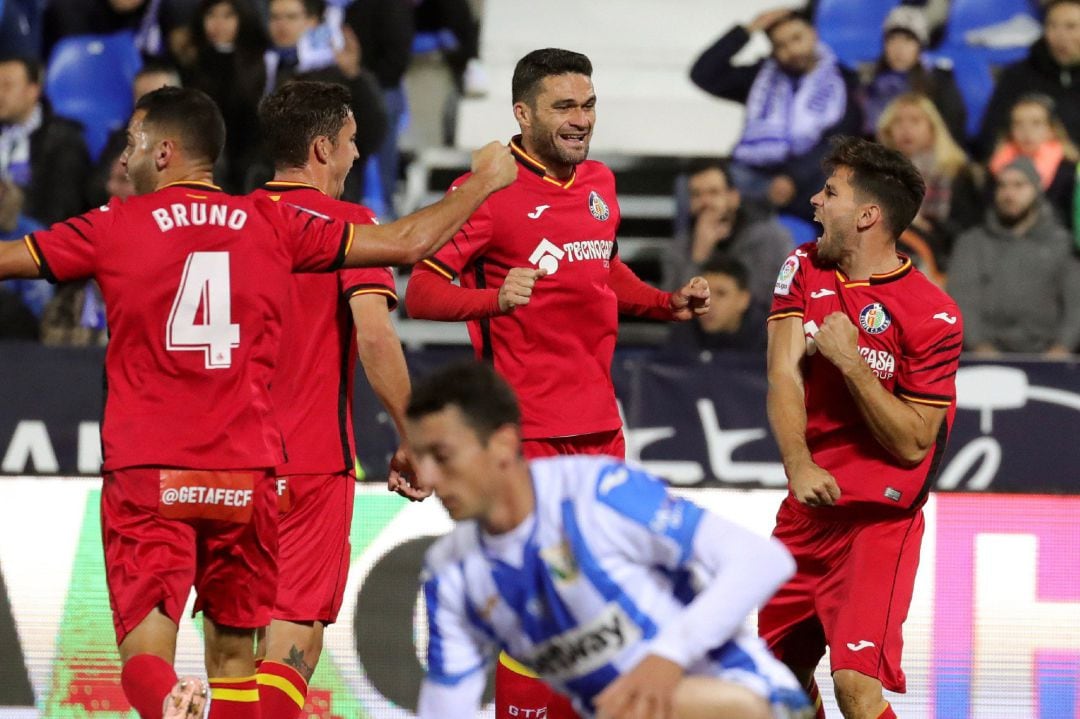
167,252,240,369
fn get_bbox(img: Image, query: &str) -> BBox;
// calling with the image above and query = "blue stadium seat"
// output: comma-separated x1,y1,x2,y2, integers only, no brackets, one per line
45,31,141,162
934,47,996,139
777,213,818,247
941,0,1038,66
814,0,901,68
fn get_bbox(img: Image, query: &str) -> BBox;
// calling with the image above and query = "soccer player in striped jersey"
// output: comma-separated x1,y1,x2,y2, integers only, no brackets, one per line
405,362,812,719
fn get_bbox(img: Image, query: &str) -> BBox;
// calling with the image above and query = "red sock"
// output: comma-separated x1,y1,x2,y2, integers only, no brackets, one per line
208,676,260,719
495,653,553,719
121,654,178,719
876,703,897,719
256,661,307,719
805,676,826,719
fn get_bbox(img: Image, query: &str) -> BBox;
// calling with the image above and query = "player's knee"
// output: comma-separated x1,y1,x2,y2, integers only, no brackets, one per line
203,622,256,677
832,669,885,719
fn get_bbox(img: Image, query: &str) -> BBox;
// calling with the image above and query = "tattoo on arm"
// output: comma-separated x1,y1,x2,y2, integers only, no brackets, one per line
284,645,315,681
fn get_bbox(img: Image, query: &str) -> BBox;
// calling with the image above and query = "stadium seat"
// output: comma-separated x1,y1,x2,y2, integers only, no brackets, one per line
814,0,901,69
933,47,996,139
45,31,141,162
940,0,1038,66
777,213,818,247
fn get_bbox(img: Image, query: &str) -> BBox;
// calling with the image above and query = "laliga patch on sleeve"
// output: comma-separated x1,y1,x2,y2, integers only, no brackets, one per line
774,255,799,295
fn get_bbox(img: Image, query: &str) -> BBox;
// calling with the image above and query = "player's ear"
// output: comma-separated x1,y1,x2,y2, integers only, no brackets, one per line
488,423,521,465
857,203,880,232
313,135,332,164
155,139,174,170
512,101,531,129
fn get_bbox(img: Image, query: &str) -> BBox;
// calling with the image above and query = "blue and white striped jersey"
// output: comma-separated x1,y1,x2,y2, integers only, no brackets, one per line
418,456,809,718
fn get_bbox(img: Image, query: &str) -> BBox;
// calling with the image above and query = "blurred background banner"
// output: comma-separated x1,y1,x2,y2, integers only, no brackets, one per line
2,342,1078,495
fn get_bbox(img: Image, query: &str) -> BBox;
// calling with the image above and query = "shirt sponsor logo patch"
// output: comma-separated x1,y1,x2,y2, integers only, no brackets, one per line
859,346,896,380
859,302,892,335
527,603,640,680
529,239,566,275
588,191,610,221
774,255,799,295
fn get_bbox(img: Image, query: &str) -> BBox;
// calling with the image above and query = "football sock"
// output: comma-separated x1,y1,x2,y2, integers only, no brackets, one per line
495,652,553,719
256,661,308,719
876,703,897,719
208,676,260,718
121,653,177,719
805,676,826,719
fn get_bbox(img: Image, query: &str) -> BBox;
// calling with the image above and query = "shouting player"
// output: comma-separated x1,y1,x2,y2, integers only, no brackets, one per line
249,80,427,716
764,137,963,719
405,48,710,717
406,361,812,719
0,86,515,719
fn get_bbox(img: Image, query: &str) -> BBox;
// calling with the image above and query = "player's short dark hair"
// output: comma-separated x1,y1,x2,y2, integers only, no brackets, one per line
512,48,593,105
0,54,42,85
134,86,225,164
823,136,925,239
258,80,352,169
687,158,732,186
407,361,521,441
701,254,749,290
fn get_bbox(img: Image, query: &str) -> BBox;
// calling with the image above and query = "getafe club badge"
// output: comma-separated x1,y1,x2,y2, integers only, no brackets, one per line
588,191,610,221
859,302,892,334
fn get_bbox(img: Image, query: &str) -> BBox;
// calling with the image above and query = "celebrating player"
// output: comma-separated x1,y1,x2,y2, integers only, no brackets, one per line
0,86,515,719
763,137,963,719
405,48,709,716
248,80,428,717
406,361,812,719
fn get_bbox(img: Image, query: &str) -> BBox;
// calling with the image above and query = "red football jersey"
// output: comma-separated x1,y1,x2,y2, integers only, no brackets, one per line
25,181,352,471
419,138,623,439
252,182,397,476
769,242,963,512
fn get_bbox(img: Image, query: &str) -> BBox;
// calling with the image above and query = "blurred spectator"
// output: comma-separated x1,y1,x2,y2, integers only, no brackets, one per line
86,59,181,207
665,255,767,355
858,6,967,143
0,54,90,226
690,8,861,222
949,156,1080,357
0,178,48,339
0,0,43,57
877,93,983,276
262,0,387,200
414,0,487,97
978,0,1080,157
345,0,414,216
185,0,267,192
988,93,1077,228
41,0,196,59
664,159,792,309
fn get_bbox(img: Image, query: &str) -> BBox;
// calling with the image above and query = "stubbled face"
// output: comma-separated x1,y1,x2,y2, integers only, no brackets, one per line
883,31,921,72
810,166,861,263
1010,102,1053,155
326,111,359,199
516,73,596,169
406,406,503,523
1045,2,1080,66
698,272,751,334
769,19,818,75
884,103,934,157
688,167,738,219
120,110,160,196
269,0,316,49
994,167,1039,225
204,1,240,47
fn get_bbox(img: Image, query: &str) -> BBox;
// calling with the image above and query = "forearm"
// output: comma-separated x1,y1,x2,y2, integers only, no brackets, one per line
355,312,411,436
0,239,43,280
767,374,814,474
649,515,794,667
839,359,934,464
688,26,756,102
405,265,502,320
608,257,673,320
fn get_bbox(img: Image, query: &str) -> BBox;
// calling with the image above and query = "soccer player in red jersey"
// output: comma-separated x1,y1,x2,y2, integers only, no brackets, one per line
406,48,711,719
0,86,515,719
762,137,964,719
247,81,427,717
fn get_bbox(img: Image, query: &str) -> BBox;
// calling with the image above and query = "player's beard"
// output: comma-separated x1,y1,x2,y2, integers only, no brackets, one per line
816,223,849,264
126,161,156,197
528,127,590,168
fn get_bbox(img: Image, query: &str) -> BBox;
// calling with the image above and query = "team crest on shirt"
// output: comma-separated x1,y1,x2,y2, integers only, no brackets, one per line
859,302,892,334
588,191,610,221
540,539,580,586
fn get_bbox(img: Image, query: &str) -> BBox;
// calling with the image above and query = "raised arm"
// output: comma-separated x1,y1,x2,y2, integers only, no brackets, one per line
343,142,517,268
0,238,42,280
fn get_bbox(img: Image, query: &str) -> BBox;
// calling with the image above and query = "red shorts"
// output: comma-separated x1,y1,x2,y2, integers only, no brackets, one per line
273,472,355,624
101,467,278,646
521,428,625,461
757,497,924,693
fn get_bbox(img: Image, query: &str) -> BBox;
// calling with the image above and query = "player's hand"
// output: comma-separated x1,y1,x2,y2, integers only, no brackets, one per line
498,267,548,313
594,654,683,719
748,7,795,33
387,446,430,502
669,276,710,321
813,312,862,374
789,460,841,506
471,142,517,191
